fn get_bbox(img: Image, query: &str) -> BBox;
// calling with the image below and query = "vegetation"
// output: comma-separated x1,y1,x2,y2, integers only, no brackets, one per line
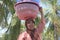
0,0,60,40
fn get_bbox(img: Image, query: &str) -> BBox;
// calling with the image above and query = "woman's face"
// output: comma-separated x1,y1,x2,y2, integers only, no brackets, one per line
26,20,35,30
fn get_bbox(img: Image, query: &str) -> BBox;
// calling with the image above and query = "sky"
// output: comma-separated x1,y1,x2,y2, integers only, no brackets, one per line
0,27,7,37
57,0,60,5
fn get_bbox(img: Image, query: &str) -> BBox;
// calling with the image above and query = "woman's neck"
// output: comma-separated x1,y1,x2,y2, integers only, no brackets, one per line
26,29,32,34
26,28,35,35
26,29,36,40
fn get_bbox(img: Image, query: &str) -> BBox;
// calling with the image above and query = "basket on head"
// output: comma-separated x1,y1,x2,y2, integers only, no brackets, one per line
14,0,41,20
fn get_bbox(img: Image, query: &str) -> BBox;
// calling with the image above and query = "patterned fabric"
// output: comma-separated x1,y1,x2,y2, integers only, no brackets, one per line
16,0,40,4
17,31,41,40
17,31,32,40
32,0,40,4
16,0,22,2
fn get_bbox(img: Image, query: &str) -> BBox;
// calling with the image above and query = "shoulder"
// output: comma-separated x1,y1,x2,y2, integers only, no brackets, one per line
17,31,27,40
19,31,27,37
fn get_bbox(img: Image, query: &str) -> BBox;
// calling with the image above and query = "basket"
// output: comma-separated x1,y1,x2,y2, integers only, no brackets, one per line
14,2,40,20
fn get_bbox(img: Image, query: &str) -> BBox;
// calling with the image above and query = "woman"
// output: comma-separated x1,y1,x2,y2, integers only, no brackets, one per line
17,7,45,40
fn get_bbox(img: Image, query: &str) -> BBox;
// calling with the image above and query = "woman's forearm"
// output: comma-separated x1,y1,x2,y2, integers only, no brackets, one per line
36,7,45,33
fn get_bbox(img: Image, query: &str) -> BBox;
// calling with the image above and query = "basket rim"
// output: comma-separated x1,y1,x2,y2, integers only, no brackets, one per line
14,2,41,9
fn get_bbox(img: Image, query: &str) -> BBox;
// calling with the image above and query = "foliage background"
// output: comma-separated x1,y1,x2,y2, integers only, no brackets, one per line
0,0,60,40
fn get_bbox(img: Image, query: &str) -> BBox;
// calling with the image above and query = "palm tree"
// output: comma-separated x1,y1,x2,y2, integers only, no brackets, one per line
41,0,60,40
0,0,21,40
0,0,60,40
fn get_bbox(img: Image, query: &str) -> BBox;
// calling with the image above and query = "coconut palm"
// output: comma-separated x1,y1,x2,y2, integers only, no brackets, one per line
41,0,60,40
0,0,21,40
